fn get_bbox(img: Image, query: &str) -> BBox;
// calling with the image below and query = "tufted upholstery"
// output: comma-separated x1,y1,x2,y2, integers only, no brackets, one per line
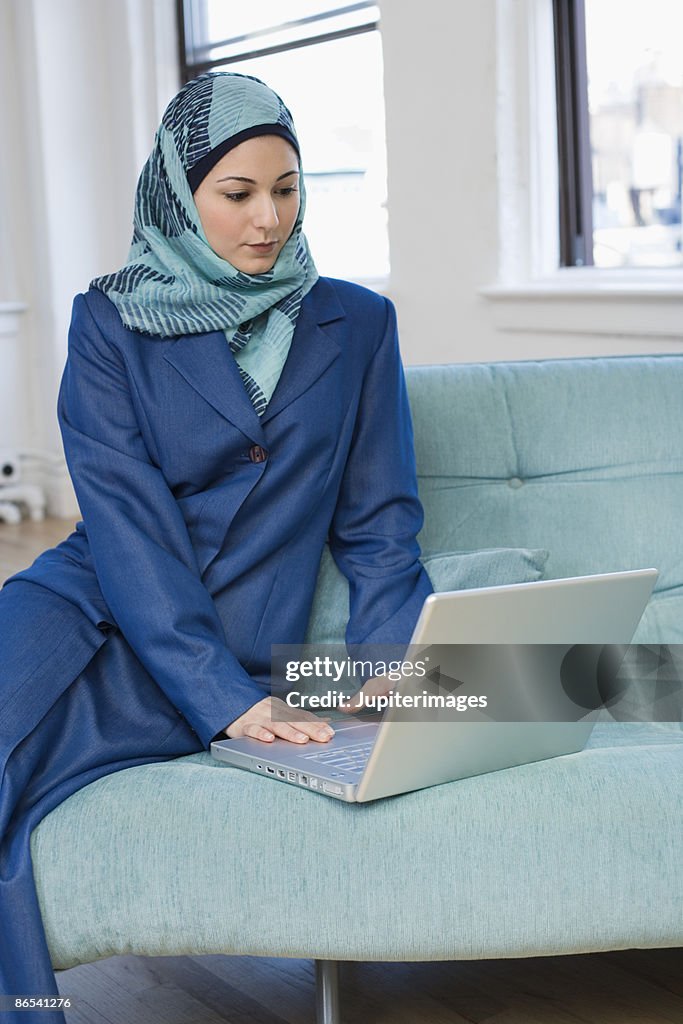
406,356,683,644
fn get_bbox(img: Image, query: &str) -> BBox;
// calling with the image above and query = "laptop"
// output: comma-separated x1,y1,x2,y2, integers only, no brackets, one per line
211,568,657,802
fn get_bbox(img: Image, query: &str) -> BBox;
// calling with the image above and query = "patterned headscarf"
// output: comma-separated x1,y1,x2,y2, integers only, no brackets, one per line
91,72,319,414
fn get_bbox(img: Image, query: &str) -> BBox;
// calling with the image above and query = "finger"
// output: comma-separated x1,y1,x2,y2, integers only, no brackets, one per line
241,722,275,742
269,719,332,744
226,698,335,742
337,676,394,713
270,721,309,742
290,719,335,742
361,675,394,697
337,691,363,712
339,683,382,711
267,699,334,739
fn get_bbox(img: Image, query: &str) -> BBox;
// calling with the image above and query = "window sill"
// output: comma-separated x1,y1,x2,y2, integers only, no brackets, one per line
480,270,683,338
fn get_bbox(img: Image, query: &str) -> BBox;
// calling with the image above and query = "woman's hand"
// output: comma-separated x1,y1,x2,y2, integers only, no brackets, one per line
337,675,395,713
224,696,335,744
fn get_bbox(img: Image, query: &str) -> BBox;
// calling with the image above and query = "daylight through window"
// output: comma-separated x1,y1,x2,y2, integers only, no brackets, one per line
556,0,683,269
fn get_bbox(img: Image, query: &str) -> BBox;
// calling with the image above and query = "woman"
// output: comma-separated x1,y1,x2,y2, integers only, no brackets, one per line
0,72,432,1020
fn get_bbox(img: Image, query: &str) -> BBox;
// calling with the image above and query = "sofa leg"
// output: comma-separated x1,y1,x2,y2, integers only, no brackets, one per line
315,959,340,1024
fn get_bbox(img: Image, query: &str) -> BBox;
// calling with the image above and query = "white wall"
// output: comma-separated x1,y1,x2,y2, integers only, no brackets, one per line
381,0,500,362
0,0,179,513
0,0,681,514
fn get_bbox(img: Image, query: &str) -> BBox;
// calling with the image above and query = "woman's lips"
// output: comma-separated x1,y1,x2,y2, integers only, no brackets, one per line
247,242,278,253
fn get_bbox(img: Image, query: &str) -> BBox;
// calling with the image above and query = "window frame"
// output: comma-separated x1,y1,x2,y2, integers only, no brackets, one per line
480,0,683,344
552,0,594,267
553,0,683,272
176,1,379,84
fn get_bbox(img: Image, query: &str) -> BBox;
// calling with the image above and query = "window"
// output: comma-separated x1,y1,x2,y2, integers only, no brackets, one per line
176,1,388,281
554,0,683,269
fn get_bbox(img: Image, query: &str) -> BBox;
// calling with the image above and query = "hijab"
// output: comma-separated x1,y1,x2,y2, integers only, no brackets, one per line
91,72,319,414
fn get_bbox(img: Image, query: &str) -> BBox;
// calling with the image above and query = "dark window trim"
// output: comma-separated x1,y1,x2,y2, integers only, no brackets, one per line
191,2,376,59
553,0,594,267
177,1,379,85
175,0,189,84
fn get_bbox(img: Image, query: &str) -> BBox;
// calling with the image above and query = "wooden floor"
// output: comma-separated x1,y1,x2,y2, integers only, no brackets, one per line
55,949,683,1024
3,518,683,1023
0,516,78,581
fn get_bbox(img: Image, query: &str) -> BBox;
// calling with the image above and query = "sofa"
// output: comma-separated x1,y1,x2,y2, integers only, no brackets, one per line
31,355,683,1023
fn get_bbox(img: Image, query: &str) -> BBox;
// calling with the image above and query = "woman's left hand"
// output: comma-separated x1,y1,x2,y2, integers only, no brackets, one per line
337,675,395,713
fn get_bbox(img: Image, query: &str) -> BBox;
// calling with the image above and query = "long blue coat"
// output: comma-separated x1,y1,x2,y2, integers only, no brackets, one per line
0,276,432,1018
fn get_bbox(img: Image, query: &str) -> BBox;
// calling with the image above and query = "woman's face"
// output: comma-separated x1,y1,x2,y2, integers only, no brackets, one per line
193,135,301,273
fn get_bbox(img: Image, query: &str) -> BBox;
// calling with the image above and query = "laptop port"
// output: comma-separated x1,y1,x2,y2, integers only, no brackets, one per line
266,766,275,774
277,769,286,779
287,771,297,781
300,774,309,785
256,764,263,770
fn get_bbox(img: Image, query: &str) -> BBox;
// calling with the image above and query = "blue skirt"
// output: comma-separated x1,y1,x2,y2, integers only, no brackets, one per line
0,581,204,1024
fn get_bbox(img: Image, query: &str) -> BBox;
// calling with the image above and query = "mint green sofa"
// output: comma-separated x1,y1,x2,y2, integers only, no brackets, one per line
32,356,683,1023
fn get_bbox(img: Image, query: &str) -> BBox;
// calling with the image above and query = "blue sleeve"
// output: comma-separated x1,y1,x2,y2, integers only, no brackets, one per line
57,293,268,747
328,296,433,648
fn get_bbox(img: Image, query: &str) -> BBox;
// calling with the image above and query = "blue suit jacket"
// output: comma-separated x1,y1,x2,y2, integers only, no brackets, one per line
7,277,433,746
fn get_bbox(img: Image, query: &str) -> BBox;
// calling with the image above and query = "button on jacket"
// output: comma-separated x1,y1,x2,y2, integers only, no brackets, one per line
7,277,433,748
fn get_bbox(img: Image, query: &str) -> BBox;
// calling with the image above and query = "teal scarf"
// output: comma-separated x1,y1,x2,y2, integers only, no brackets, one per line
91,72,319,415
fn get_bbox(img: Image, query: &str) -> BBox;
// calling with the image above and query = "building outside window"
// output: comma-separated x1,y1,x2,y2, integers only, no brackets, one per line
555,0,683,269
177,2,388,282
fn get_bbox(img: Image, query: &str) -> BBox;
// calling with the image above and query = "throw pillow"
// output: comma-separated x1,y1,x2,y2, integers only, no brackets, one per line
305,546,550,644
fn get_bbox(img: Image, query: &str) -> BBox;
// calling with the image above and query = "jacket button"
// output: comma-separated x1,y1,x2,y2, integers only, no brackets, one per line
248,445,268,463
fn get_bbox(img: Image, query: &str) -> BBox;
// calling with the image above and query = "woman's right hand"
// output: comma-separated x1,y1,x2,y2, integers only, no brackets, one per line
223,696,335,744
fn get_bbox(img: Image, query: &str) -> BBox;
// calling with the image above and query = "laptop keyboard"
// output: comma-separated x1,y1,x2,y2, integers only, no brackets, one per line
298,741,374,775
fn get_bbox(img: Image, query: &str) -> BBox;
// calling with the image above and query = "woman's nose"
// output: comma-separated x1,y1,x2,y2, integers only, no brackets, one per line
252,194,279,230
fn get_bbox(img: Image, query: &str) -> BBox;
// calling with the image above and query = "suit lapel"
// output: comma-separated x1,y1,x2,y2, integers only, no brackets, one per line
261,278,345,424
162,278,346,439
163,328,266,444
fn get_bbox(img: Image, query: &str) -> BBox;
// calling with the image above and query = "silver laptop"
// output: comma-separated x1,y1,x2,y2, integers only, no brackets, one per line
211,569,657,802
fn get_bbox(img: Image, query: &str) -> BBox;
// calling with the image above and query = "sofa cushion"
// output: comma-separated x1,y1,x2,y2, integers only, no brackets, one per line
32,721,682,969
305,547,549,644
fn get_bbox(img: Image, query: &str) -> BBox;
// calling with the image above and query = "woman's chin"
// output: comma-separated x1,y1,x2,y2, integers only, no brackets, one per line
231,254,279,275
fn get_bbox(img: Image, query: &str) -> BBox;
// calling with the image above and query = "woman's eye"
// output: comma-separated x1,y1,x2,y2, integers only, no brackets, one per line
224,191,248,202
277,186,299,197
